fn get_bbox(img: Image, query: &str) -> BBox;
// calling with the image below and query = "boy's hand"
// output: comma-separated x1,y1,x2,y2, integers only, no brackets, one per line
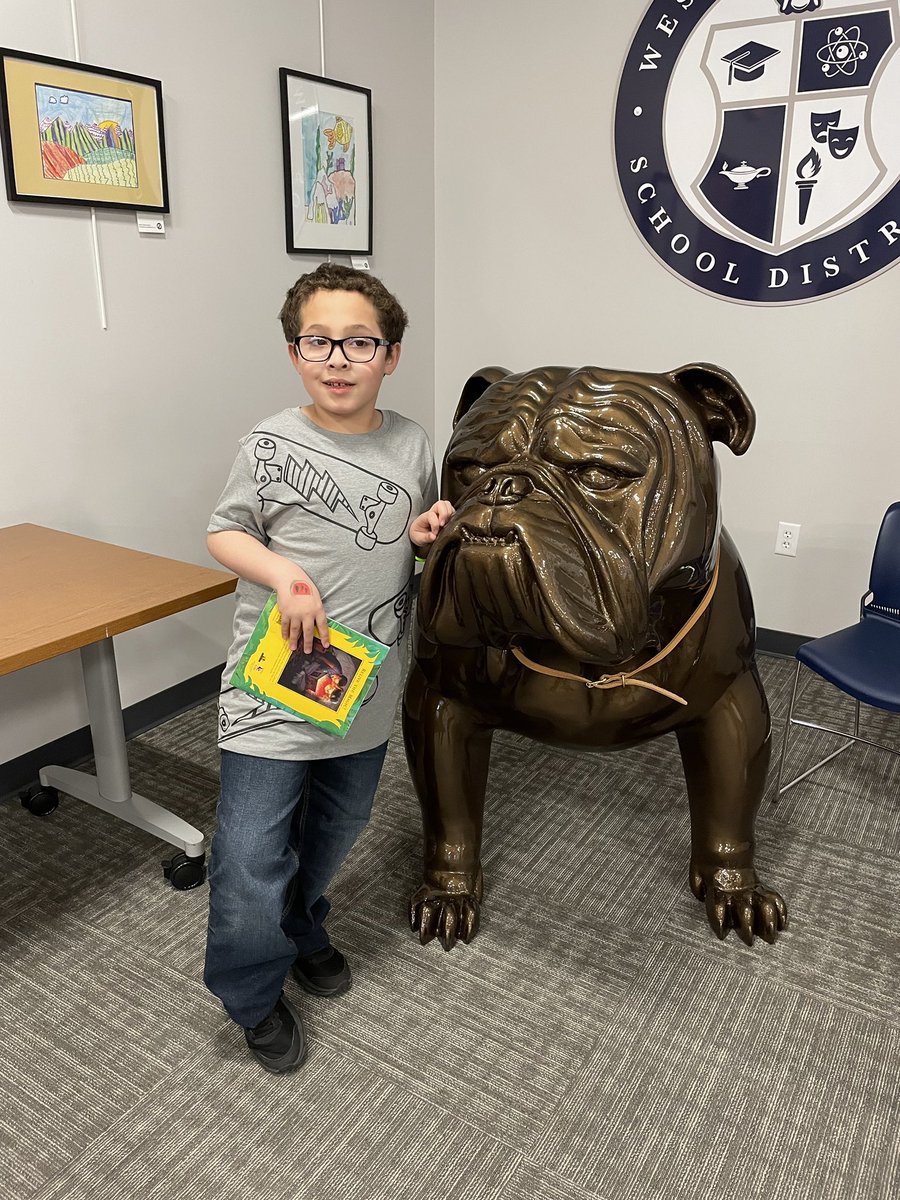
409,500,455,549
276,573,329,654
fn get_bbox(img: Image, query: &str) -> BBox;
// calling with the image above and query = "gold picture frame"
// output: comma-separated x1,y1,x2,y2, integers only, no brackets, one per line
0,47,168,211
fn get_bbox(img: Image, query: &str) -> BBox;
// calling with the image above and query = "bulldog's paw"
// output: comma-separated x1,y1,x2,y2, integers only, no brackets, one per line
690,865,787,946
410,868,484,951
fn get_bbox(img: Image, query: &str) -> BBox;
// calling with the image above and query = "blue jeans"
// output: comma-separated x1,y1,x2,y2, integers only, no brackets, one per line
203,742,387,1028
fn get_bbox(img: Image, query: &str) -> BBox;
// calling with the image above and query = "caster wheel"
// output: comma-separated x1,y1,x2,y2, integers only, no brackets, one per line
162,851,206,891
20,785,59,816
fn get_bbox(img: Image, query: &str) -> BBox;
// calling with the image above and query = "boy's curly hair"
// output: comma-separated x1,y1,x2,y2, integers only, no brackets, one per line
278,262,409,345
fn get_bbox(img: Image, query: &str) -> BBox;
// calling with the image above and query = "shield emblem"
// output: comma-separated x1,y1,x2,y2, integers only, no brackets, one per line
692,4,898,252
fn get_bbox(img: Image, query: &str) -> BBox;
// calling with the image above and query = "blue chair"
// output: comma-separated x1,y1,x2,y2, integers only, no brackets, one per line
774,502,900,801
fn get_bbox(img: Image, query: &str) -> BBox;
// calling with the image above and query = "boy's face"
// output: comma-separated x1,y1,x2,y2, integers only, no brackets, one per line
287,288,400,433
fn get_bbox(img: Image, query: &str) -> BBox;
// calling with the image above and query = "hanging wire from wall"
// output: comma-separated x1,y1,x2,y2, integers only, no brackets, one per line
319,0,326,75
68,0,108,330
318,0,331,263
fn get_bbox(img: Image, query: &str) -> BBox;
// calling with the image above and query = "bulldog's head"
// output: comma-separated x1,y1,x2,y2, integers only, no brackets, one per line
417,363,754,665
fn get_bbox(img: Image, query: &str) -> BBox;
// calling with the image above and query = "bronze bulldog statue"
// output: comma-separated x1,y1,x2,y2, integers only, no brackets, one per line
402,363,787,950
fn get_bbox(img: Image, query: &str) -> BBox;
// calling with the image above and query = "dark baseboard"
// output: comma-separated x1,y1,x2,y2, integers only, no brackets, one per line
1,630,809,800
0,664,224,803
757,627,811,658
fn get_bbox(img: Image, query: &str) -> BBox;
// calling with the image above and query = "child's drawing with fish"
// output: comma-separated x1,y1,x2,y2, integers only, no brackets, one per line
302,110,356,227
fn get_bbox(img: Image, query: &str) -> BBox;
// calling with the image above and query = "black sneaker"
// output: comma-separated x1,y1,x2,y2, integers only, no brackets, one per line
292,945,352,997
243,995,307,1074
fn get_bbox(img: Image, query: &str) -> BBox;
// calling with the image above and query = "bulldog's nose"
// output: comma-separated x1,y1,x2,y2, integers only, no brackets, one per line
479,474,533,505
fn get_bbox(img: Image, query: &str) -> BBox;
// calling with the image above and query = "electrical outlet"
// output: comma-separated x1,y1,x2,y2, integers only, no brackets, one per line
775,521,801,557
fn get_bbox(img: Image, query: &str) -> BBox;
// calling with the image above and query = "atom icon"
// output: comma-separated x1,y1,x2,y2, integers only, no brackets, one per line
817,26,869,77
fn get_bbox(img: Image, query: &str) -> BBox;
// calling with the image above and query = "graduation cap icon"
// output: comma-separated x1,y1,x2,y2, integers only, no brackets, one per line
722,41,780,84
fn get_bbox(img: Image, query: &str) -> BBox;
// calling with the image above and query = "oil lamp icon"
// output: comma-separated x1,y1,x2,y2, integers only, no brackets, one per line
720,161,772,189
795,148,822,224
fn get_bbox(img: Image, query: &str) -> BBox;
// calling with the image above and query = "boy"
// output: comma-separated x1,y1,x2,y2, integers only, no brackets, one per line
204,263,452,1073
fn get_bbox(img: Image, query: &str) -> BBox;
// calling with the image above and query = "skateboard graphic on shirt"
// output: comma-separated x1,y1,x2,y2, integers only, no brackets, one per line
252,431,412,551
369,577,413,647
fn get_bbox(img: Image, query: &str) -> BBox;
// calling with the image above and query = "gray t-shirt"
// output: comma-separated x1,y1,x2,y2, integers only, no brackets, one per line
209,406,437,759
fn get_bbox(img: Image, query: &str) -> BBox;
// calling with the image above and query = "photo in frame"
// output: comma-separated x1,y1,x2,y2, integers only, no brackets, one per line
279,68,372,255
0,47,168,212
230,595,390,738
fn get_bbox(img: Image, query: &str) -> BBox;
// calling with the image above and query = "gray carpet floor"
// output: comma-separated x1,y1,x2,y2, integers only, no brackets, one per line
0,654,897,1200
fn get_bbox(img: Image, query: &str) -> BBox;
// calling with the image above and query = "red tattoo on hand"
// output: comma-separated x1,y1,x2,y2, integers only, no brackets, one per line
291,580,312,596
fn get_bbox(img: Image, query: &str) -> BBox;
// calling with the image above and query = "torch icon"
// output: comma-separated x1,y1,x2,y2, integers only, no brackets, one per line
796,148,821,224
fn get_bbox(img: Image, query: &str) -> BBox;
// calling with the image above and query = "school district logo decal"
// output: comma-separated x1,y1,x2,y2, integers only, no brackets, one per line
615,0,900,303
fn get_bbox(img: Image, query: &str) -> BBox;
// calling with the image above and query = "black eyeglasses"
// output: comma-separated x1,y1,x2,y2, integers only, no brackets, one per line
292,335,392,363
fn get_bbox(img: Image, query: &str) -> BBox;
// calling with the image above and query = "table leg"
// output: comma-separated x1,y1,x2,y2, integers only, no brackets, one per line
38,637,205,857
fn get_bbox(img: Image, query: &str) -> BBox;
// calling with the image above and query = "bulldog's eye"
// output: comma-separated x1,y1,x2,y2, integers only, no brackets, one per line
576,467,632,491
449,459,486,487
575,457,645,491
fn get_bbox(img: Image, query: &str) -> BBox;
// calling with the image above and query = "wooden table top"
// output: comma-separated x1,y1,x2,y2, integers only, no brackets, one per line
0,524,237,677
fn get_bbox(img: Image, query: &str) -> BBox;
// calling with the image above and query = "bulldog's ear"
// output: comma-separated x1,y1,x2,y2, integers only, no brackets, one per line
669,363,756,455
453,366,511,426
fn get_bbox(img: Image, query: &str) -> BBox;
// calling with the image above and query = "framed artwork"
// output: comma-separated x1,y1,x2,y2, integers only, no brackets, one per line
279,68,372,255
0,47,168,212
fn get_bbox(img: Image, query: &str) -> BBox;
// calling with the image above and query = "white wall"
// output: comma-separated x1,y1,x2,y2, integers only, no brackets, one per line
434,0,898,639
0,0,434,762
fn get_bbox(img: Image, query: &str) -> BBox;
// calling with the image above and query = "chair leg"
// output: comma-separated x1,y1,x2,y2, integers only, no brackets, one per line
772,660,803,805
774,670,871,798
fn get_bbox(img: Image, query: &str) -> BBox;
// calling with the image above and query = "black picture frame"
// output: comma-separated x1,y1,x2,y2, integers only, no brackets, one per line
279,67,372,255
